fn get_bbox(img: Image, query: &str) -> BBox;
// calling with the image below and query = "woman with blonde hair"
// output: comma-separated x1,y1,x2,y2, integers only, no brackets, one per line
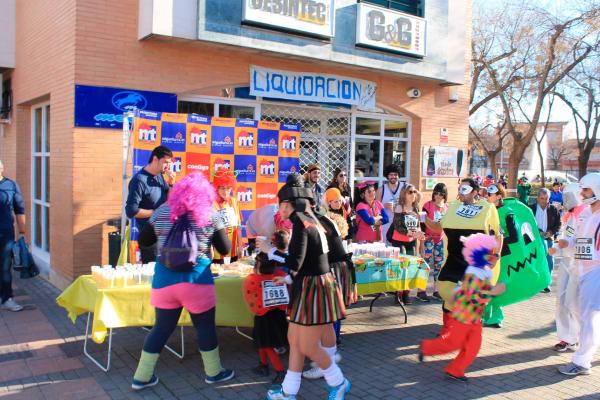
388,184,426,305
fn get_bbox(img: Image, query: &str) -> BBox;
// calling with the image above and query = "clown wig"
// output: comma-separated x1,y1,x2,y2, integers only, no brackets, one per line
168,173,216,227
460,233,498,269
213,170,238,190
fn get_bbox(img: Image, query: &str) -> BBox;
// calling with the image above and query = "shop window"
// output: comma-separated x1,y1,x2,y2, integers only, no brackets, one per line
178,101,214,116
32,103,50,254
353,114,410,187
360,0,424,17
219,104,255,119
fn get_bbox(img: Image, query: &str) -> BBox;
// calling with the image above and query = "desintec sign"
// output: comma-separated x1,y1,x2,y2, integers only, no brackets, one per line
242,0,335,37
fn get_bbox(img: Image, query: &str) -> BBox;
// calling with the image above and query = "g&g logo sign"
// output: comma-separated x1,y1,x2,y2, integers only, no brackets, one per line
356,3,426,57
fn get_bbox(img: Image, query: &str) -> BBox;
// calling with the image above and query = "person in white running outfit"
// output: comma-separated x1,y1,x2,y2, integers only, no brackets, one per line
553,173,600,376
552,183,586,352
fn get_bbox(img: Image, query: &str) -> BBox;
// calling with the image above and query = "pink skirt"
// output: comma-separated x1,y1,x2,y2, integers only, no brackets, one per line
150,282,216,314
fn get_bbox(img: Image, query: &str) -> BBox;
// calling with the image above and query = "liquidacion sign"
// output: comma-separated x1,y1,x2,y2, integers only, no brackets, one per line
356,3,426,57
242,0,334,38
250,66,377,109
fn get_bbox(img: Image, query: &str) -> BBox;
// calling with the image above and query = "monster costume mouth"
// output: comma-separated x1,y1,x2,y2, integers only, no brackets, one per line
507,248,537,277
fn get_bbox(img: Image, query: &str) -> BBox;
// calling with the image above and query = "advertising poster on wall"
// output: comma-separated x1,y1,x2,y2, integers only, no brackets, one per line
422,145,466,177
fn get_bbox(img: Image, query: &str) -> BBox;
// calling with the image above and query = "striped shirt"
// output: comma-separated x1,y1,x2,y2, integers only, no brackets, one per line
451,267,493,324
149,204,224,288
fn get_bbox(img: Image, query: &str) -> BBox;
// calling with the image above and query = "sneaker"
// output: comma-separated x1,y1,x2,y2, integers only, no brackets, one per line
432,291,443,301
445,372,468,382
131,375,159,391
274,346,287,355
302,366,324,379
253,363,269,376
327,378,351,400
483,323,502,329
541,287,551,293
1,298,23,312
205,369,235,384
416,292,431,302
266,385,297,400
554,341,577,352
310,352,342,368
272,371,285,384
558,362,591,376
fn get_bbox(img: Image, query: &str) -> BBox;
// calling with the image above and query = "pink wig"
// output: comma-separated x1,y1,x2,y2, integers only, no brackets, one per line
461,233,498,268
168,173,216,227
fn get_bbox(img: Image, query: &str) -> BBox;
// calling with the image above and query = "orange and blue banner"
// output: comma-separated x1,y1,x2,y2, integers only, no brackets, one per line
130,110,301,242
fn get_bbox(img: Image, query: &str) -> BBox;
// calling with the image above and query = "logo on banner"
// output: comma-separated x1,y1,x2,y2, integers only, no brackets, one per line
281,135,297,150
235,155,257,183
259,159,276,176
138,123,157,142
238,186,254,203
211,126,235,154
213,158,232,171
186,153,210,176
278,157,300,183
169,157,183,174
238,131,254,147
161,122,187,152
257,129,279,156
190,127,208,145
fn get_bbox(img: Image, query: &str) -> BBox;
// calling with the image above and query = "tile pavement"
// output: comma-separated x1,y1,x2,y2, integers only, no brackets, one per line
0,270,599,400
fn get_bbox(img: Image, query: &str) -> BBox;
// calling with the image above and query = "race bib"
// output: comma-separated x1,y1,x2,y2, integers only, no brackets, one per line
456,204,483,219
262,280,290,307
404,214,420,232
574,238,594,260
217,206,237,228
433,211,444,223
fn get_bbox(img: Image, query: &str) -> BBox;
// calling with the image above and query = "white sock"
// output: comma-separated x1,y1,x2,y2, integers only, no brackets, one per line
324,345,337,362
281,370,302,396
322,362,344,388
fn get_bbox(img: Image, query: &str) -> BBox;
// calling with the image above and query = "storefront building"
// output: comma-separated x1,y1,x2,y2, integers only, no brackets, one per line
0,0,471,287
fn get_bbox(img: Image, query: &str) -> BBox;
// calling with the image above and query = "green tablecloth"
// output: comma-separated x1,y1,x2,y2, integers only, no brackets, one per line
57,275,254,343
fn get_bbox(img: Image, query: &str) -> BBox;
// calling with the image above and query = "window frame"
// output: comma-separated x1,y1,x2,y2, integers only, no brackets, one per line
358,0,424,17
31,102,51,263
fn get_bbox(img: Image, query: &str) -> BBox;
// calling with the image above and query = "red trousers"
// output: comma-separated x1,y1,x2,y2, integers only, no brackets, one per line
421,317,482,377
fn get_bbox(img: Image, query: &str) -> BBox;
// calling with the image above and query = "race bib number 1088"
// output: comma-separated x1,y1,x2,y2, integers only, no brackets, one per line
262,280,290,307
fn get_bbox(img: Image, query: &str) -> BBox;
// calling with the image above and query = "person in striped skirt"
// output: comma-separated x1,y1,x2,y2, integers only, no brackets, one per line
262,174,351,400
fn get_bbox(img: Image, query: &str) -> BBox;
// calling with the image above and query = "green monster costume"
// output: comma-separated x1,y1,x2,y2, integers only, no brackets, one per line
483,198,551,325
438,199,501,307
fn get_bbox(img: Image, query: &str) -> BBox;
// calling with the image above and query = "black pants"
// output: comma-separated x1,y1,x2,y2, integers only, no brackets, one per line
390,239,416,256
140,243,157,264
143,307,218,353
0,233,14,302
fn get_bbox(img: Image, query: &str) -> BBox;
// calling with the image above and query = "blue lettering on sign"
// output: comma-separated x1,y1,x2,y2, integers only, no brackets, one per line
249,67,377,108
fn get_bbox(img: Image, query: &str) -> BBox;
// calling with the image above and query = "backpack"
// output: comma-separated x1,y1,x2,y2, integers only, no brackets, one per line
160,214,198,272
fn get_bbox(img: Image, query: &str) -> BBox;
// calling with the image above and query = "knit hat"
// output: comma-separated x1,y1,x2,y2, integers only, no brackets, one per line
324,187,344,203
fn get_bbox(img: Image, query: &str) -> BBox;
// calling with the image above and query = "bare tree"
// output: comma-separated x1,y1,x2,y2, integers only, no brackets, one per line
533,95,556,184
469,122,508,179
553,57,600,177
471,1,600,187
548,143,573,169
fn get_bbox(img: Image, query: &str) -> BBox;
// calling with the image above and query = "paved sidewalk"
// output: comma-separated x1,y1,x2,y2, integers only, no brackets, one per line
0,272,599,400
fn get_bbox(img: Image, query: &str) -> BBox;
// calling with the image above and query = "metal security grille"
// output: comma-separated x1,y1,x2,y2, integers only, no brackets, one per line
261,103,351,185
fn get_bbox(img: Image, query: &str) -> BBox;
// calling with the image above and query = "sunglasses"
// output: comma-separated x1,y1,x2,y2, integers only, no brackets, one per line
408,190,417,194
338,173,347,177
433,191,444,196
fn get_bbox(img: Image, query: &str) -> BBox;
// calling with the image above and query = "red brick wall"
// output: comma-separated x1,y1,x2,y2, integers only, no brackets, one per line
3,0,76,287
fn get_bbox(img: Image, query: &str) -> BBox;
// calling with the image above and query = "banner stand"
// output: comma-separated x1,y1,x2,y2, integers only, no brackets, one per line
120,111,135,242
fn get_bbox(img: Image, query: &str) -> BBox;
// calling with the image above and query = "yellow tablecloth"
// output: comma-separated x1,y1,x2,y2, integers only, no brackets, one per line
355,256,430,296
56,275,254,343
